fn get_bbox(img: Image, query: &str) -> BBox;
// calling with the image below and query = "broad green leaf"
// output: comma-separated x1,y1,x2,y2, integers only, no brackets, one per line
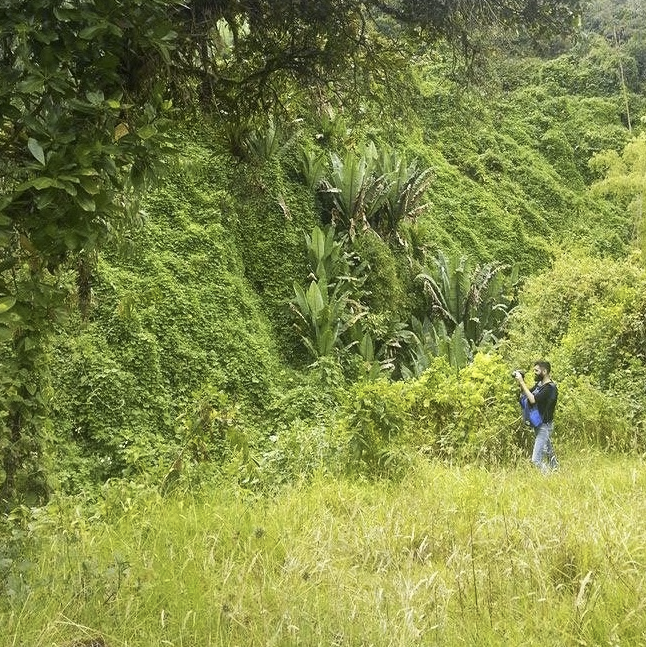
32,177,56,189
359,333,374,361
76,193,96,212
29,177,64,191
53,6,76,20
62,181,78,196
28,138,46,165
157,43,171,64
293,282,309,315
86,90,104,105
35,191,55,210
301,337,317,358
0,297,16,314
80,176,101,195
306,281,325,317
106,23,124,37
79,24,107,40
34,30,58,45
161,30,178,41
0,326,12,342
137,124,157,140
324,226,336,255
49,75,73,95
312,226,325,261
17,75,44,93
101,156,117,176
318,328,336,356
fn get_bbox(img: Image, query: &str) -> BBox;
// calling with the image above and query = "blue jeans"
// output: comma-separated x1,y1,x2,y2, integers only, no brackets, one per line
531,422,558,472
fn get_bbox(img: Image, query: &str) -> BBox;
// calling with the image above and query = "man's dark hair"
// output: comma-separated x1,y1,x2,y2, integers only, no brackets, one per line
534,360,551,373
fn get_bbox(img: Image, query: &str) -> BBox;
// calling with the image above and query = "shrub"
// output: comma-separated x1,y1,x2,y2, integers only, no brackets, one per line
344,378,414,477
409,353,520,464
557,376,641,452
259,419,346,486
341,353,523,476
505,251,646,365
504,251,646,454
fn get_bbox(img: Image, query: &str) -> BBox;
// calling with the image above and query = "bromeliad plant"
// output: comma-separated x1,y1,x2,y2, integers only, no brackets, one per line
396,251,519,375
292,278,363,358
416,250,519,347
225,116,291,163
292,226,414,376
401,317,471,377
304,223,347,282
320,146,389,239
348,316,416,379
317,143,434,240
300,147,327,191
291,226,367,359
374,150,434,239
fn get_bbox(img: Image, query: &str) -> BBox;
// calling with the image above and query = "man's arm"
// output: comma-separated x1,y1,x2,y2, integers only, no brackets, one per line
514,373,535,404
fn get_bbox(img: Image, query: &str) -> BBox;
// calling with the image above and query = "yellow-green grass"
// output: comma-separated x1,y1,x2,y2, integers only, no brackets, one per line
3,449,646,646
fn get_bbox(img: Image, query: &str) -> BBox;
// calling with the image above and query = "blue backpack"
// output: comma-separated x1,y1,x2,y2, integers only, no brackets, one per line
520,394,543,428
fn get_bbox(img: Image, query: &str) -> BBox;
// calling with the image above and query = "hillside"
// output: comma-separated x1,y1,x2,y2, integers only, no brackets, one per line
1,0,646,500
36,23,645,491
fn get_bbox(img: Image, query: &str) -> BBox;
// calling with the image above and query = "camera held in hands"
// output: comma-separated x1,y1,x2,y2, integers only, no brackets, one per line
511,369,525,379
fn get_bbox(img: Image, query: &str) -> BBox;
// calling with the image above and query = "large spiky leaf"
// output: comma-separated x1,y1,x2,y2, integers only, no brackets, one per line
306,280,326,317
317,328,337,357
415,270,456,324
293,282,311,317
374,151,434,237
301,147,328,191
320,150,392,237
448,323,470,370
310,226,327,266
359,331,375,361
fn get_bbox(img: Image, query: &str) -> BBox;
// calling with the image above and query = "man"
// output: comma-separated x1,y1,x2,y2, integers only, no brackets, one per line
514,361,558,472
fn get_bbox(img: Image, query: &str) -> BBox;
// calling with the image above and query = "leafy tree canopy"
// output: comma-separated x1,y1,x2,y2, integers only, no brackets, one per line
173,0,583,110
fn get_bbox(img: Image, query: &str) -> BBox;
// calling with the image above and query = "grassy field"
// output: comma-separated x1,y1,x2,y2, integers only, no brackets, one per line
2,449,646,647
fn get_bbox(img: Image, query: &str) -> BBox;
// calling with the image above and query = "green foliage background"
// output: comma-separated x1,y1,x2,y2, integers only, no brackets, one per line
6,3,646,644
45,143,317,487
3,0,646,497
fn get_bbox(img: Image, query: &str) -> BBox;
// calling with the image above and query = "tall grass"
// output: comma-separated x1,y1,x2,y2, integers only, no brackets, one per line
3,450,646,646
